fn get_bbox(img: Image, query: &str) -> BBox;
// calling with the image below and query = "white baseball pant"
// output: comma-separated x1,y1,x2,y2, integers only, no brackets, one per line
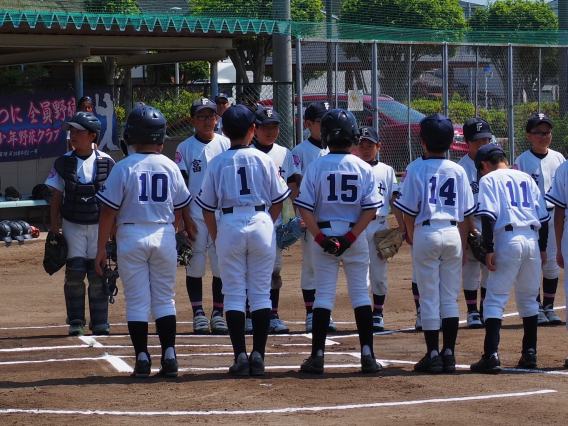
117,224,177,322
216,209,275,313
413,221,462,331
300,229,316,290
62,220,98,259
542,210,558,280
365,217,389,295
483,227,540,320
560,220,568,330
185,216,220,278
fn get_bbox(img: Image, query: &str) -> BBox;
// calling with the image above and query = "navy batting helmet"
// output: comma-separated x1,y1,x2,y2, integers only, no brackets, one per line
6,220,24,243
62,112,101,143
320,109,360,149
124,105,167,146
0,221,12,244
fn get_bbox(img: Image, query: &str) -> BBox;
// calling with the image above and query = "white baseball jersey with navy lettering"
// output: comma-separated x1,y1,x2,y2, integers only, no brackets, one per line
458,154,483,229
394,158,475,223
46,150,114,192
175,134,230,218
371,161,398,218
514,149,565,209
253,143,298,226
294,153,382,223
545,160,568,210
291,139,328,176
196,147,290,212
96,153,191,224
475,168,549,233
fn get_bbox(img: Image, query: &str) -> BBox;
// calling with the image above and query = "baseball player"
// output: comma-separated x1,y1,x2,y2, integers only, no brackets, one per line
514,114,564,326
67,96,96,151
458,118,492,328
394,114,475,374
46,112,115,337
175,98,231,335
196,105,290,376
95,105,191,378
356,126,404,331
295,109,382,375
251,108,300,334
470,144,549,373
291,101,338,332
214,93,229,135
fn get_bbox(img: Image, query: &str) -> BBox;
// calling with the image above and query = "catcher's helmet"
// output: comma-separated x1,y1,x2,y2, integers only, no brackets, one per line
124,105,167,145
6,220,24,243
0,220,12,244
62,112,101,143
320,109,361,149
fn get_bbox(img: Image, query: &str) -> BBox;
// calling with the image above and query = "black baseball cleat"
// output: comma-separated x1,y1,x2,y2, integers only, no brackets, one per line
133,359,151,378
159,358,178,378
300,355,324,374
470,354,501,374
414,353,443,374
442,354,456,373
517,349,537,369
229,356,250,376
361,355,382,373
249,355,265,376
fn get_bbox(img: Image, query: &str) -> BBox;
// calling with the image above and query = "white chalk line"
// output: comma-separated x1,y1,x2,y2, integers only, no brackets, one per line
0,390,557,417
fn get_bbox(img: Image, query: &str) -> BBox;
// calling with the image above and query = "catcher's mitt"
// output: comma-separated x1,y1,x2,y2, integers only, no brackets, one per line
276,217,305,249
374,228,404,260
176,231,193,266
467,231,486,265
43,231,68,275
104,238,119,304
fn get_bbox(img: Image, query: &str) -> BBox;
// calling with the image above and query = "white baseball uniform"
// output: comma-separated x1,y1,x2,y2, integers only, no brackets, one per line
458,154,489,291
476,168,549,320
96,153,191,322
514,149,565,279
175,134,231,277
196,146,290,313
291,139,329,291
294,153,382,312
394,159,475,330
253,143,298,274
365,161,398,296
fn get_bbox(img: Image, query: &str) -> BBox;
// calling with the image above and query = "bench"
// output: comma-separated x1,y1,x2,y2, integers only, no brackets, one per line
0,196,50,230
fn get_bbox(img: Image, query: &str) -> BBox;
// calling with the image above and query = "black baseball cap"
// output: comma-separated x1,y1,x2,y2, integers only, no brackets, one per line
215,93,229,102
256,108,280,125
474,144,506,170
222,105,256,132
304,101,331,121
463,117,492,142
419,113,454,145
359,126,379,144
526,114,554,132
190,98,217,117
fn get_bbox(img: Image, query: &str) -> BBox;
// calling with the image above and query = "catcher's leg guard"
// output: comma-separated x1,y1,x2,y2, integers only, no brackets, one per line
86,259,109,333
64,257,87,326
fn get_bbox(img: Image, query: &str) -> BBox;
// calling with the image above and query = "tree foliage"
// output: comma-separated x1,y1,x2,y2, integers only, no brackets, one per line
191,0,324,83
339,0,466,101
469,0,558,103
85,0,140,14
0,66,49,94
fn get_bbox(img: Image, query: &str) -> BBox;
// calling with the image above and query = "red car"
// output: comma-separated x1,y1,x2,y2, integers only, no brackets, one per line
261,94,468,170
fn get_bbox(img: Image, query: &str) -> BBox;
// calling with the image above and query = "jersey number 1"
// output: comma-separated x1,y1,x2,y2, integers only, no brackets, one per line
237,167,251,195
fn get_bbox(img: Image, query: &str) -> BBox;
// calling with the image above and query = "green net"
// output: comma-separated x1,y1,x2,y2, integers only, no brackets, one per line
1,0,568,45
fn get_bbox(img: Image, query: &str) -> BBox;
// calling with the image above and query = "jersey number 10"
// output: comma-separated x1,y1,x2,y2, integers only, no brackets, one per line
139,172,168,202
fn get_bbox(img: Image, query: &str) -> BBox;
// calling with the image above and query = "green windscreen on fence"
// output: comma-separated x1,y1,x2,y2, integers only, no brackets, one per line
1,0,568,45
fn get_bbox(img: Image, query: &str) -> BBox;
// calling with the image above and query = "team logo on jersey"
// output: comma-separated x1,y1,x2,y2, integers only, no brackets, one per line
48,168,56,178
377,182,386,196
324,102,330,110
293,155,300,167
470,181,479,194
192,159,202,173
99,184,106,193
175,152,182,164
476,123,483,131
531,173,539,184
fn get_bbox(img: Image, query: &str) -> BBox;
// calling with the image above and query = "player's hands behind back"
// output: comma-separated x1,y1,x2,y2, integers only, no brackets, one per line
540,251,547,266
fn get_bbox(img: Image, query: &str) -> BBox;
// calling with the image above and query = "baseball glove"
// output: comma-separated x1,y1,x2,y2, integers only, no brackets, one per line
43,231,68,275
374,228,404,260
276,217,305,249
176,231,193,266
467,231,486,265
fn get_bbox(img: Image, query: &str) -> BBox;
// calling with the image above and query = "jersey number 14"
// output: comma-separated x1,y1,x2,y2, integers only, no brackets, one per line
428,176,456,206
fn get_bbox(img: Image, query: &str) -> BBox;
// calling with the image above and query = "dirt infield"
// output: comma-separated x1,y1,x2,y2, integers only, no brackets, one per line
1,222,568,425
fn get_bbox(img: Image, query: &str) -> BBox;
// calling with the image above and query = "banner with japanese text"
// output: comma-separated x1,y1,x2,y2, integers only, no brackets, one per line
0,89,118,163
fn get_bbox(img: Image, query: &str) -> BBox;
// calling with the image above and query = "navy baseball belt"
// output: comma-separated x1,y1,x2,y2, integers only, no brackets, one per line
422,219,456,227
317,221,356,229
504,224,535,231
222,204,265,214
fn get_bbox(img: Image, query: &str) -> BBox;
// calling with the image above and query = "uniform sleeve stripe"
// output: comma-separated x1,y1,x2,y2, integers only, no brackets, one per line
393,200,418,216
293,199,313,210
174,195,192,210
195,197,216,212
464,205,477,216
544,194,566,208
474,210,497,221
362,201,383,209
95,193,120,210
272,189,291,204
540,213,551,223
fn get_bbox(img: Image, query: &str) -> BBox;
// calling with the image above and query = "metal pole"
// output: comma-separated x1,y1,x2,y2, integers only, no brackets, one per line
296,38,304,144
124,66,133,118
538,48,542,113
326,0,333,103
442,42,449,117
371,42,379,132
174,62,180,97
407,44,413,163
475,46,479,116
335,42,339,108
508,44,515,164
74,60,84,104
210,61,219,100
